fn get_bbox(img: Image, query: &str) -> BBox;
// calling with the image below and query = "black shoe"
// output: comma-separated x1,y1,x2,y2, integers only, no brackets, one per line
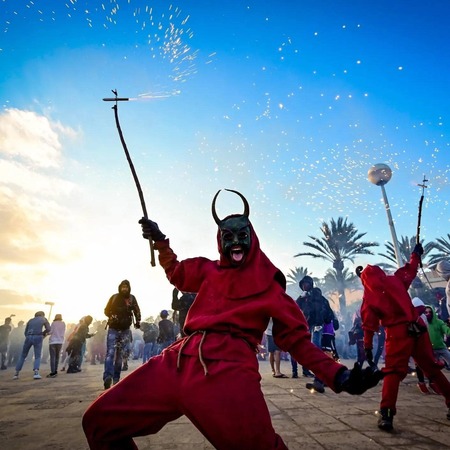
303,371,314,378
292,373,299,379
378,408,394,431
104,377,112,390
122,363,128,371
0,365,7,370
46,372,57,378
306,381,325,393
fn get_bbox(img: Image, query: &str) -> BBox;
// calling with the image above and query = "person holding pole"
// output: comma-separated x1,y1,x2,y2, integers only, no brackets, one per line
83,189,382,449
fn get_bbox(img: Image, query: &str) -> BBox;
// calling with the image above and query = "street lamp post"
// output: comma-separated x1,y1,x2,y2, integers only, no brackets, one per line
45,301,55,319
368,163,404,268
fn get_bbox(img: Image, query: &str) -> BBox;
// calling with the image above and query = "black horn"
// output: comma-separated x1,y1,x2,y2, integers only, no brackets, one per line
212,190,222,225
225,189,250,217
211,189,251,225
355,266,364,278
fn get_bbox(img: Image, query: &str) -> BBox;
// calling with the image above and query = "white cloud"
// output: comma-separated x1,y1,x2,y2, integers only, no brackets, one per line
0,108,75,168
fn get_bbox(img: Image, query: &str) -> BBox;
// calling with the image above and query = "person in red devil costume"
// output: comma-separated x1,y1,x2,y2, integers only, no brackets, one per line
82,189,383,450
357,243,450,431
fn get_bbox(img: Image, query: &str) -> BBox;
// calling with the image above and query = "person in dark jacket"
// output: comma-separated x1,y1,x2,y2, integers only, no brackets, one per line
296,277,335,393
0,317,12,370
157,310,175,353
103,280,141,389
171,288,196,338
66,315,93,373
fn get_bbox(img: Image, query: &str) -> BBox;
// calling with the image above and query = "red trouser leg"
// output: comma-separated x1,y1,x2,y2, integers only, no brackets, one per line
179,356,288,450
83,349,288,450
83,351,183,449
413,332,450,407
380,325,413,412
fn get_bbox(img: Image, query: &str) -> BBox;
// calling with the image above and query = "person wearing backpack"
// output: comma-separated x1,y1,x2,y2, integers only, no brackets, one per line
103,279,141,389
141,320,159,363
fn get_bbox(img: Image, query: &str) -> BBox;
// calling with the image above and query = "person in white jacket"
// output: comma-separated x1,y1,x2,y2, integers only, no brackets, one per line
47,314,66,378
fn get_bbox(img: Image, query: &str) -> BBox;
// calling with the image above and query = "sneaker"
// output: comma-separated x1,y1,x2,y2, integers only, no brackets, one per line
417,382,429,394
378,408,394,431
33,371,42,380
104,377,112,390
13,373,19,380
429,382,442,395
306,380,325,394
303,371,314,378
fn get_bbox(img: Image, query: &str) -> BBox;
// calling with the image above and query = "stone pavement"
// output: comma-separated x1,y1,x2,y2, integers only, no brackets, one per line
0,357,449,450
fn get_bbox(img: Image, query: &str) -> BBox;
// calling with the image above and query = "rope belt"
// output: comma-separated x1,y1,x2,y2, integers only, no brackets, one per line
177,330,209,376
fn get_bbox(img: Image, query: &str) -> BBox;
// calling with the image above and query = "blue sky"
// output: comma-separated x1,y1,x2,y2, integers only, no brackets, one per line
1,0,449,324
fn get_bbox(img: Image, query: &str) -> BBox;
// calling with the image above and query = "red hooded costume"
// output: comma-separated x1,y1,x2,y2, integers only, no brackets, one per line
83,220,352,450
360,252,450,415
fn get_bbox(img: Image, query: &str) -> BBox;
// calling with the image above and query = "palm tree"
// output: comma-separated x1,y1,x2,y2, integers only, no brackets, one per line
286,267,310,286
378,235,427,271
294,217,378,315
321,267,361,308
425,234,450,268
285,266,321,300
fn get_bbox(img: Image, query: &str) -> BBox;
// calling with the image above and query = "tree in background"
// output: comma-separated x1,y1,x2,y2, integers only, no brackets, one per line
286,266,310,286
377,235,428,271
294,217,378,315
425,233,450,268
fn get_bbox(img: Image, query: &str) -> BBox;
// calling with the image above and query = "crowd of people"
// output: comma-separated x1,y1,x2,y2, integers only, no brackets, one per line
0,297,188,382
1,187,450,446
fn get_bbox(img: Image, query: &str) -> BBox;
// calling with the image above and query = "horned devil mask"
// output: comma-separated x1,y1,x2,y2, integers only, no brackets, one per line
212,189,251,266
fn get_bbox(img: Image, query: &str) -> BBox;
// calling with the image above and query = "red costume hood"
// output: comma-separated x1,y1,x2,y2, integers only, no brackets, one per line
360,265,387,292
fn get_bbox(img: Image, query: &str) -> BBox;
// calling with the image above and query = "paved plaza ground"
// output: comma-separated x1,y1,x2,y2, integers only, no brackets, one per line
0,357,449,449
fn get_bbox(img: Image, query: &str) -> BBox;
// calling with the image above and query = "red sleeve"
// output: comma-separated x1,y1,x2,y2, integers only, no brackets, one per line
271,292,347,392
154,239,210,293
394,252,420,290
360,298,380,349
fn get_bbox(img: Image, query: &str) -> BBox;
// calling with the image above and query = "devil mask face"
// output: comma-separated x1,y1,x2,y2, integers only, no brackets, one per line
219,215,251,266
212,189,252,267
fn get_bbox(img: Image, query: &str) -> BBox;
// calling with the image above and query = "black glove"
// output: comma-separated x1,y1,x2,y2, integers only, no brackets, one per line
134,321,140,329
413,243,424,256
336,362,384,395
138,217,166,242
364,348,374,366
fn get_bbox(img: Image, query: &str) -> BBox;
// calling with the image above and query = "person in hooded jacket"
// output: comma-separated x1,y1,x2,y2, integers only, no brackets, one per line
103,280,141,389
423,304,450,371
357,243,450,431
83,189,383,450
296,278,335,392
